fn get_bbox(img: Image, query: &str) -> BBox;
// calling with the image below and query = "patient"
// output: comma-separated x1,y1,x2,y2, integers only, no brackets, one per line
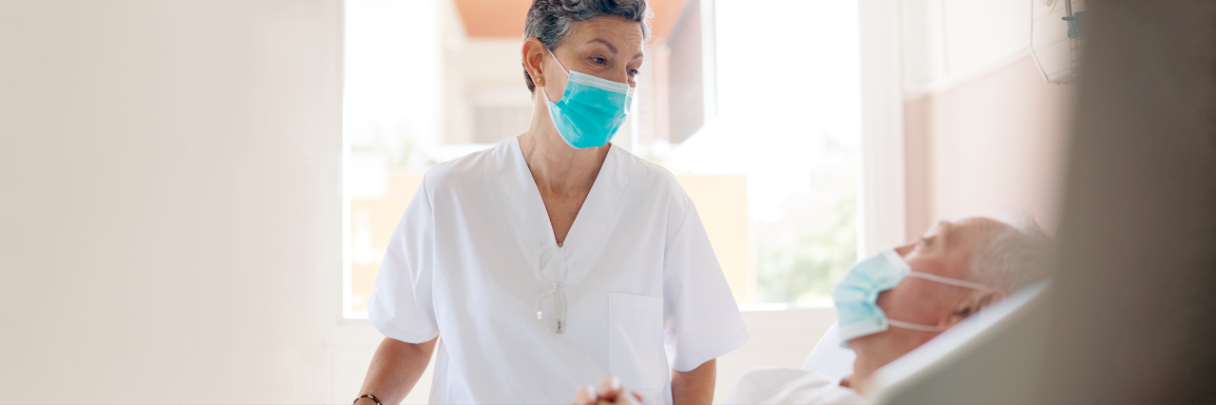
572,216,1054,405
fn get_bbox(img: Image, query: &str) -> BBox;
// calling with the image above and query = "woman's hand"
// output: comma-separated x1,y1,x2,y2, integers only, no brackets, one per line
572,377,645,405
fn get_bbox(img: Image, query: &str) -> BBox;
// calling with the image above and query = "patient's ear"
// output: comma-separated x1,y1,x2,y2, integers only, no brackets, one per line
943,289,1007,328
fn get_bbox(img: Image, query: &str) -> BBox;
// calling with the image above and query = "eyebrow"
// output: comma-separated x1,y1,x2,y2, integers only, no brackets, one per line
588,38,644,60
941,222,955,251
589,38,617,54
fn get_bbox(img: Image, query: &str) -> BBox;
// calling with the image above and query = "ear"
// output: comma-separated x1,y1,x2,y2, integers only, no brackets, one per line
522,38,548,89
942,289,1008,329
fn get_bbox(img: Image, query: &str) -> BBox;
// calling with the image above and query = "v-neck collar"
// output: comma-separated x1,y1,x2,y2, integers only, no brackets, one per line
490,137,635,284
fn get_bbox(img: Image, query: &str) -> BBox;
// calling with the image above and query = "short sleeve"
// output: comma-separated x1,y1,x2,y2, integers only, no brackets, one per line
662,200,749,372
368,176,440,343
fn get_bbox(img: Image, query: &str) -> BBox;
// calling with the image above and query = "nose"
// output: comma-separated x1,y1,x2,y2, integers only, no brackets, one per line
604,67,629,85
894,242,916,257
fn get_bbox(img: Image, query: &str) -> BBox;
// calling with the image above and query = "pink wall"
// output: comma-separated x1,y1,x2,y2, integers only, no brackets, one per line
904,56,1072,239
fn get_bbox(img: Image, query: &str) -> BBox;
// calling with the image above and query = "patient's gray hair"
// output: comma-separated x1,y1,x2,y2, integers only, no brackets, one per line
522,0,652,93
969,217,1056,293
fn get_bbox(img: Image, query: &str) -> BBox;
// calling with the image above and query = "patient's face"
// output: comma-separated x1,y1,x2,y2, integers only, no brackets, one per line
846,217,1009,390
880,218,1000,328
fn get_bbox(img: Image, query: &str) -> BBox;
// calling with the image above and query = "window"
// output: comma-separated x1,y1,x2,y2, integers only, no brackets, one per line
707,0,862,306
342,0,861,318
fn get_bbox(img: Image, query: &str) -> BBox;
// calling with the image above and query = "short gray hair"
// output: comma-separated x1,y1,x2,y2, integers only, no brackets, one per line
522,0,652,93
969,217,1056,293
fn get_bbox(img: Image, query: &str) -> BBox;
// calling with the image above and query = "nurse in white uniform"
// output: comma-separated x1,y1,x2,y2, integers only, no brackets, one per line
354,1,747,404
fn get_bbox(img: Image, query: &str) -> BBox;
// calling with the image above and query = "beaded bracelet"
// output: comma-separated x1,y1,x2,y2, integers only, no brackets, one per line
354,393,383,405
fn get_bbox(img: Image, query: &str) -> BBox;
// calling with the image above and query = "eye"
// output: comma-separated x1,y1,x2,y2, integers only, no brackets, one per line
627,69,639,77
590,56,607,65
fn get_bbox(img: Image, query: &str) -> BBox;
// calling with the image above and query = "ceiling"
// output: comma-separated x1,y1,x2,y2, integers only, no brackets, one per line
452,0,688,40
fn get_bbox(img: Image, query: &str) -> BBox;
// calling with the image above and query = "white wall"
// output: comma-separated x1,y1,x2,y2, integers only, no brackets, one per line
0,1,383,403
901,0,1034,96
922,57,1071,230
900,0,1072,236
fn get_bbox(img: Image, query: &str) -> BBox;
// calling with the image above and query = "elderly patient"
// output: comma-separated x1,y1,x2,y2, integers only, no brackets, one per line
572,216,1053,405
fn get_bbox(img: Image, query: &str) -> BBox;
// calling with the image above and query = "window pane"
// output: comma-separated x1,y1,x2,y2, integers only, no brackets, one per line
668,0,862,305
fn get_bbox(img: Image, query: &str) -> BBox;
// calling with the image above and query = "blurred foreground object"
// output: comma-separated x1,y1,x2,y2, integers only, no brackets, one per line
872,1,1216,403
1037,1,1216,403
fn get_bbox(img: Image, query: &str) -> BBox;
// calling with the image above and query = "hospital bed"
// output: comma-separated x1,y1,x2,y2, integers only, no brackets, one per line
800,282,1052,404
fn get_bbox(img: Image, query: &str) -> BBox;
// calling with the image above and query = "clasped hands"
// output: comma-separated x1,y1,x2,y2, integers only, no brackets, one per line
570,376,645,405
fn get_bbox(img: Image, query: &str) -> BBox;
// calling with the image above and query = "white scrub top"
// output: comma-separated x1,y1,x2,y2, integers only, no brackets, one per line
369,137,748,404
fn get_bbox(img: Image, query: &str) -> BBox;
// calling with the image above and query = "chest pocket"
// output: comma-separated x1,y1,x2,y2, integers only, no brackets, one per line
608,293,667,391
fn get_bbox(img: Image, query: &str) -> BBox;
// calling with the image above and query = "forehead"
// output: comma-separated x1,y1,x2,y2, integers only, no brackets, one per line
565,15,644,47
942,217,1008,251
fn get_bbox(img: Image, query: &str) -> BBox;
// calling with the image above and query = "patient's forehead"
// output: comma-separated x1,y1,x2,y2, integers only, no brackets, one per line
947,217,1011,254
956,217,1009,235
912,217,1012,279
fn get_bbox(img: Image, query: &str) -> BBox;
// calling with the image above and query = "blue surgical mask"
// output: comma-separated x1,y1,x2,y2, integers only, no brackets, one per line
833,248,990,348
543,48,634,149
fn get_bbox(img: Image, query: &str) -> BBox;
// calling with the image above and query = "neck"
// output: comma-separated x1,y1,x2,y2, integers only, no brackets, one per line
848,351,886,392
846,333,911,393
518,92,610,195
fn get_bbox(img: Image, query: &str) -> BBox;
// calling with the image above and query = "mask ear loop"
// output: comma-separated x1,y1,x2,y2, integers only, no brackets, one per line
541,47,571,104
905,272,990,290
546,47,570,75
887,272,991,333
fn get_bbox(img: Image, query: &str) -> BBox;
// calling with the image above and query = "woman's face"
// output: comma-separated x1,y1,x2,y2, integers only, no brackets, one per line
542,15,644,102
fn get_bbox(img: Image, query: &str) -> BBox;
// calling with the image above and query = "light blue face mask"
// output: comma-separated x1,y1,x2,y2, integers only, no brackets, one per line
833,248,990,348
543,48,634,149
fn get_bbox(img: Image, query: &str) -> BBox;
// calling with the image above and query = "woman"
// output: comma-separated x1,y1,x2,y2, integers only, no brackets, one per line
354,1,747,404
